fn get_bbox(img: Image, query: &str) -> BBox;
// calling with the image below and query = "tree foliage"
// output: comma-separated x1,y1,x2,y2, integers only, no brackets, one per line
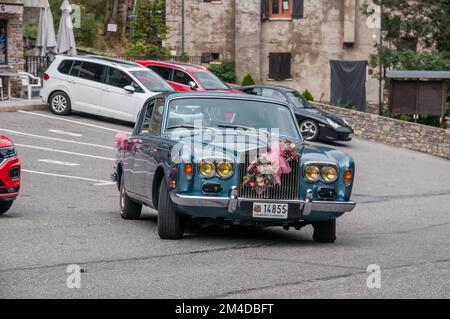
364,0,450,70
125,0,169,58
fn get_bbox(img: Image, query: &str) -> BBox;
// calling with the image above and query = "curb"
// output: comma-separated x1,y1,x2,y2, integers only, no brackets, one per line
0,104,48,112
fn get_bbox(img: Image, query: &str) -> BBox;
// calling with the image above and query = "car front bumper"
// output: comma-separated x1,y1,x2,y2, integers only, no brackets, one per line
170,188,356,218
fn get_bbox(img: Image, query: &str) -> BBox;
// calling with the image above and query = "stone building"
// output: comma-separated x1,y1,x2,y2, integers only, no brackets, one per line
0,0,46,97
165,0,381,107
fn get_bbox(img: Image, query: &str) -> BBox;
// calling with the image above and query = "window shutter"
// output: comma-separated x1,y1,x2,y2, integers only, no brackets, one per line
261,0,270,21
269,53,281,80
292,0,304,19
279,53,292,80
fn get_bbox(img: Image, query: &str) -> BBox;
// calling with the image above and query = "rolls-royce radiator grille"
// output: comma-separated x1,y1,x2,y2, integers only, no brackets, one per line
238,151,300,200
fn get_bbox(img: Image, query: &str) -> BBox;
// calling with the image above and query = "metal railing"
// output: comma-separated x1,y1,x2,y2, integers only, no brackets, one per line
24,56,52,80
112,55,203,66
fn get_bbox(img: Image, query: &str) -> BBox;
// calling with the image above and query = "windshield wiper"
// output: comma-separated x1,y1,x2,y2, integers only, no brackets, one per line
218,124,271,137
166,125,221,133
166,125,197,131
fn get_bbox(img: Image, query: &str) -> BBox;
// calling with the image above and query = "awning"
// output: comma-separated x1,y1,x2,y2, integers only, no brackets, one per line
387,70,450,79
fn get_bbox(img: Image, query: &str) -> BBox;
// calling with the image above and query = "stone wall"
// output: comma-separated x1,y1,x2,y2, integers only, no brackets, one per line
313,102,450,160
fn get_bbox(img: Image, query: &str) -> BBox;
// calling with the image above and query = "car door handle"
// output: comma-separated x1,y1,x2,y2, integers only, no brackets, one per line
102,88,111,92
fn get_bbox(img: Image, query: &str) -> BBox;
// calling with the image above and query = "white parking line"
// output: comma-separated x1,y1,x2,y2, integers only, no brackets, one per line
14,144,115,161
22,169,116,186
38,159,80,167
0,128,114,150
48,129,83,137
18,111,132,134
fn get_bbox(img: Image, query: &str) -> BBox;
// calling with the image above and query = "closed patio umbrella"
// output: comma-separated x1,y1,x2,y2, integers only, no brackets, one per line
57,0,77,55
36,0,57,56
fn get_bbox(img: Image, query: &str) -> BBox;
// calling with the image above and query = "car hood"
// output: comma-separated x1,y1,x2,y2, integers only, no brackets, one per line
0,135,13,148
169,133,346,166
169,132,304,162
296,107,349,128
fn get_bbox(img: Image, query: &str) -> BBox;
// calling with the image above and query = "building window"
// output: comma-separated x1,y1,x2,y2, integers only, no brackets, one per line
270,0,292,19
269,53,292,80
262,0,304,20
0,20,7,65
201,52,220,64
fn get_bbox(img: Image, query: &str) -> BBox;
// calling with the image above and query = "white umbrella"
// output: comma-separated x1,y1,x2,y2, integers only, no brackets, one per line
36,0,57,56
57,0,77,55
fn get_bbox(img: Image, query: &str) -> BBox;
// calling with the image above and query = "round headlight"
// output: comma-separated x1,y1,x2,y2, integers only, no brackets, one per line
305,165,320,182
199,160,216,178
322,166,338,183
217,161,234,179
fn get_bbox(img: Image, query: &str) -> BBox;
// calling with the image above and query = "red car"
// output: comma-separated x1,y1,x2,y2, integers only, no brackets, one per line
136,60,241,93
0,135,20,215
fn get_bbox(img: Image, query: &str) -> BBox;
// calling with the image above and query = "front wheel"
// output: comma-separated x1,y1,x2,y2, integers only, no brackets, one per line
158,177,184,240
49,91,72,115
300,119,320,141
0,202,13,215
313,219,336,243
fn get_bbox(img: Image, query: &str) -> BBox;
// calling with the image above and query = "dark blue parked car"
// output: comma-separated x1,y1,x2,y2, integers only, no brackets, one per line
112,93,356,243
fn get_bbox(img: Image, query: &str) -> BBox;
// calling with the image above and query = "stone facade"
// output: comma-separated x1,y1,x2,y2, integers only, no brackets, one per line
314,102,450,160
0,0,25,97
165,0,381,105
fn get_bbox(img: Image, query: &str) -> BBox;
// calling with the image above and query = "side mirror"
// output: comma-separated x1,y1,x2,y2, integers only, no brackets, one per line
188,81,198,90
124,85,136,94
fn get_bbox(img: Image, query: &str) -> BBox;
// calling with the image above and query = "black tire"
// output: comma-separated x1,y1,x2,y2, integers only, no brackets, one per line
158,177,184,240
300,119,320,141
49,91,72,115
313,219,336,243
119,176,142,220
0,201,13,215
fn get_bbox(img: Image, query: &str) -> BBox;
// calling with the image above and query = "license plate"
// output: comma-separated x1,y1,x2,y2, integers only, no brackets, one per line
252,203,289,219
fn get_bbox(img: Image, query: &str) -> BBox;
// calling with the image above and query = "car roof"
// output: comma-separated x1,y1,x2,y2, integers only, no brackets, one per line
55,55,144,70
158,92,292,106
238,84,297,93
137,59,207,72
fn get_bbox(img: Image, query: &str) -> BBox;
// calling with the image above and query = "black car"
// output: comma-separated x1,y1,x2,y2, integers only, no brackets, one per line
238,85,354,142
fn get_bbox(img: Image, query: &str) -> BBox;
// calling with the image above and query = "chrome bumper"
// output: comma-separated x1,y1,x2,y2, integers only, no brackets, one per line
170,188,356,215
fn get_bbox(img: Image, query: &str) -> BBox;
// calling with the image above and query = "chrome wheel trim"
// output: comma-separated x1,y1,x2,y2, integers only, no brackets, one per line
51,95,67,113
301,121,319,140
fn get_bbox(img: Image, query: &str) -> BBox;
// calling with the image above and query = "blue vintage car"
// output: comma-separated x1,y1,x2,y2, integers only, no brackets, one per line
113,93,356,243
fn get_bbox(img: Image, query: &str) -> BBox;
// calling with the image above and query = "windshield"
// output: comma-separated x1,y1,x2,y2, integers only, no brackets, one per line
166,98,301,140
130,70,174,92
191,72,229,90
286,91,312,108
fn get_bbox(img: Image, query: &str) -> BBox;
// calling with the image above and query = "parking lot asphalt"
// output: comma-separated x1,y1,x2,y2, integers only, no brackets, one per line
0,109,449,298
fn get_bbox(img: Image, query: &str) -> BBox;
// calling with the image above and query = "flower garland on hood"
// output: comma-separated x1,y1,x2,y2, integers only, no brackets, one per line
243,141,299,194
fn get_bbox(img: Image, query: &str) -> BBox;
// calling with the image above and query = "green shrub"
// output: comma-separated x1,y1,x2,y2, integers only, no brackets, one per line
209,60,236,84
240,73,256,86
179,52,189,62
302,89,315,102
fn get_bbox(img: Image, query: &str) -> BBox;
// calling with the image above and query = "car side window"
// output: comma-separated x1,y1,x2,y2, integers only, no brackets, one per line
139,99,163,136
79,62,106,82
107,67,144,93
172,70,194,86
69,61,82,77
262,88,287,102
244,88,261,96
149,66,172,80
58,60,73,75
139,100,155,135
